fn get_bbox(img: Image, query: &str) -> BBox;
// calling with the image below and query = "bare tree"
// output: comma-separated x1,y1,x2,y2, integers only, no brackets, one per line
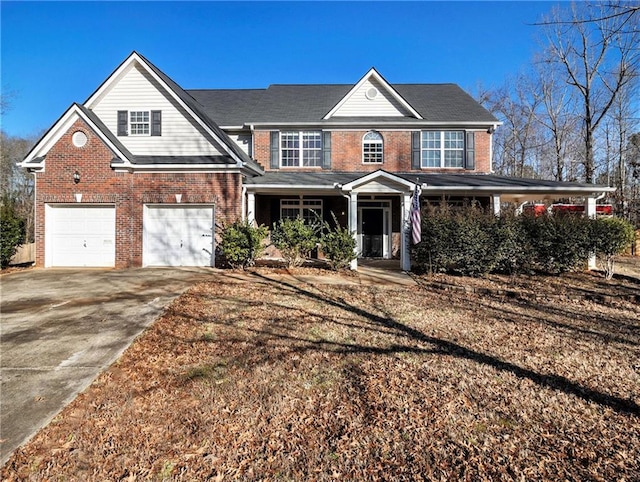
541,1,640,183
485,74,544,179
1,131,37,242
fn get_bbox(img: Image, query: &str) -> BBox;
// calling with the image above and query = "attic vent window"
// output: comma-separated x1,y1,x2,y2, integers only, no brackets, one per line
365,87,379,100
72,131,88,148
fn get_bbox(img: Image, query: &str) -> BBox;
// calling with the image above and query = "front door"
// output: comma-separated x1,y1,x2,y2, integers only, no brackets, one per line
361,208,383,257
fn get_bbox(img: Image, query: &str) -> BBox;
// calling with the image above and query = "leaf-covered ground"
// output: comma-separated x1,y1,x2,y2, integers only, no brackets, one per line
3,270,639,481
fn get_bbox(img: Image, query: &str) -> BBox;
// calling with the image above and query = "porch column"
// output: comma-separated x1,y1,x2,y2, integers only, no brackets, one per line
247,192,256,225
491,194,501,216
585,195,597,270
349,191,358,270
401,192,411,272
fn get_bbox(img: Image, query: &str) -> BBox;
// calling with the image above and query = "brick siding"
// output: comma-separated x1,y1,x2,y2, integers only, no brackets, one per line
34,118,242,268
254,129,492,174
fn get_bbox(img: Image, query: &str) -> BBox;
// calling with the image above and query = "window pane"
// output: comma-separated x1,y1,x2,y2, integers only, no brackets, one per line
281,132,300,167
444,150,463,167
421,131,440,149
281,208,299,220
280,199,323,223
422,150,440,168
302,131,322,167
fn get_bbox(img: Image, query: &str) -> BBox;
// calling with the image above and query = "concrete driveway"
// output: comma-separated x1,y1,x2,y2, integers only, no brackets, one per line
0,267,214,466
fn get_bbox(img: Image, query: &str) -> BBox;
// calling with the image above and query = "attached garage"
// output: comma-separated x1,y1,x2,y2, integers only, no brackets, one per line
45,204,116,267
143,205,215,267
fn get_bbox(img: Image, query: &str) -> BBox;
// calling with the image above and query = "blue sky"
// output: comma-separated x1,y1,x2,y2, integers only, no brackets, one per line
1,1,560,137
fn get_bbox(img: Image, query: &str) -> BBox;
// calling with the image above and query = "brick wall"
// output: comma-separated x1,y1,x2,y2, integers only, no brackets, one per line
254,129,493,174
34,118,242,268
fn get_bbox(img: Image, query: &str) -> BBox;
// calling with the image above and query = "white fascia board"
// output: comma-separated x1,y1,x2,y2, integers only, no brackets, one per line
20,104,131,168
112,163,242,172
245,184,337,191
85,53,246,169
249,121,500,128
323,68,423,120
423,185,616,194
341,170,417,191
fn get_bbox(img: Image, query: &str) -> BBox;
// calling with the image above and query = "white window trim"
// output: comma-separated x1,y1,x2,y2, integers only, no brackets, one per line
280,131,322,168
421,130,465,168
129,110,151,136
280,199,323,222
362,131,384,164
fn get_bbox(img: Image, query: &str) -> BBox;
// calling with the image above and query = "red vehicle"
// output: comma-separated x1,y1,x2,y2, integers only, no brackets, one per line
522,203,613,217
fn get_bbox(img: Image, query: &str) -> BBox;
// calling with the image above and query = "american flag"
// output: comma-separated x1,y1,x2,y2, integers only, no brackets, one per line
410,186,421,245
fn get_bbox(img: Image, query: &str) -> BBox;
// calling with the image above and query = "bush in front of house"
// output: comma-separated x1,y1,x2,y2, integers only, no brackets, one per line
218,219,268,269
492,212,532,274
411,206,621,277
320,213,357,271
521,213,593,274
413,205,503,276
271,216,320,268
0,196,26,269
592,217,635,279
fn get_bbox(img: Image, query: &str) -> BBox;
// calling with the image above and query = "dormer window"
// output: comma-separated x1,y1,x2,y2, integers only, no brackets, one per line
117,110,161,136
362,131,383,164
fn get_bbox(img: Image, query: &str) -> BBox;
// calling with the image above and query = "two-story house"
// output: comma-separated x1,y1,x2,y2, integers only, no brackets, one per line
20,52,612,270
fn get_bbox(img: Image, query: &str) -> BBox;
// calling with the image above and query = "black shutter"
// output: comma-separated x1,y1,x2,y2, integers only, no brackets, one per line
117,111,128,136
465,131,475,170
151,110,162,136
411,131,421,169
270,131,279,169
322,131,332,170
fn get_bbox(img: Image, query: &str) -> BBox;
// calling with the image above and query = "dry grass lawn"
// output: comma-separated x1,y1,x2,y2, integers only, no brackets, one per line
2,268,639,481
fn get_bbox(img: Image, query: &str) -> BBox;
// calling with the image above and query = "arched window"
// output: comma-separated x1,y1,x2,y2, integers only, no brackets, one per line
362,131,383,164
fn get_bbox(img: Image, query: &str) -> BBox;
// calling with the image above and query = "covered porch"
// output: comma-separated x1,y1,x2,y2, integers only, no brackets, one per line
244,170,614,271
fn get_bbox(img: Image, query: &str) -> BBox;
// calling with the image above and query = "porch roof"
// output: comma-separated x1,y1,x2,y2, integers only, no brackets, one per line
244,171,613,199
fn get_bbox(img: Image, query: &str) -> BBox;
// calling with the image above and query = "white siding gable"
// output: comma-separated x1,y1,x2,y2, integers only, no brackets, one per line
331,78,412,118
91,63,224,156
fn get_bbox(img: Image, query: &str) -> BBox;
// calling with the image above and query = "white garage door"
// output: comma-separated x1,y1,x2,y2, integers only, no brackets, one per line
143,205,215,267
46,205,116,267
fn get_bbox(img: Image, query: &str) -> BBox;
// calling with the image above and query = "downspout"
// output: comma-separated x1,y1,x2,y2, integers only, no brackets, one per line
249,124,255,159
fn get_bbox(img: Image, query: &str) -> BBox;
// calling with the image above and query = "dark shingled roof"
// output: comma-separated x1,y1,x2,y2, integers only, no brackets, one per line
186,83,497,126
135,53,263,174
245,171,603,193
187,89,265,127
132,155,234,165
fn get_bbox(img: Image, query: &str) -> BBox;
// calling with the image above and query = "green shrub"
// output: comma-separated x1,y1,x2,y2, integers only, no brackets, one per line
218,219,268,269
521,213,592,274
412,206,504,277
271,216,320,268
1,197,26,269
320,213,356,271
412,206,600,277
492,213,530,274
592,217,635,279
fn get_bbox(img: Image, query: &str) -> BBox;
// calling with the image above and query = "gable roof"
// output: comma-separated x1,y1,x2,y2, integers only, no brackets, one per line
323,67,422,120
189,83,498,126
83,51,263,175
19,103,133,168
